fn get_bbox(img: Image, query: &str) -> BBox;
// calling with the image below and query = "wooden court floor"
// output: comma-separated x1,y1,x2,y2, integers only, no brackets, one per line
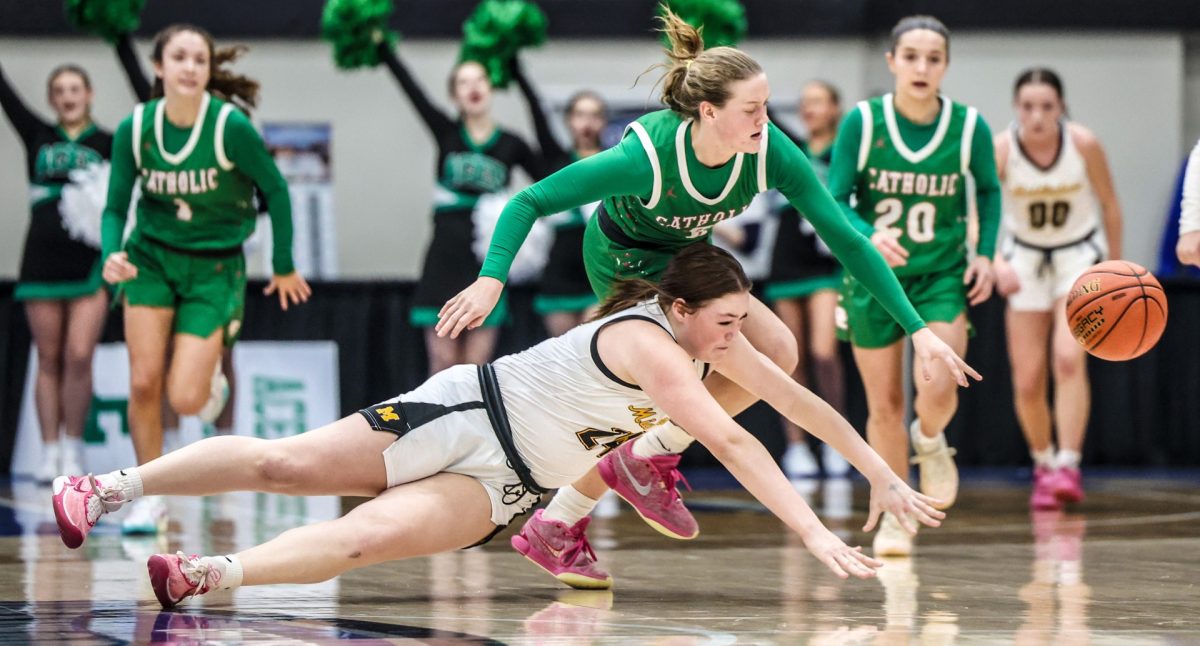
0,474,1196,644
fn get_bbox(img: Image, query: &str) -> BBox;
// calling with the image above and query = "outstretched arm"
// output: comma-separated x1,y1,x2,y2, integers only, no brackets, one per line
436,138,652,338
511,59,567,169
770,124,980,386
714,333,944,531
0,59,48,151
115,33,152,103
378,42,456,137
605,321,880,580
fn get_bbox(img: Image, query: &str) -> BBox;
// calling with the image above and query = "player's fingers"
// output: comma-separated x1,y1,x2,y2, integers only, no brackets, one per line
959,356,983,381
438,296,459,319
941,353,967,387
863,507,882,533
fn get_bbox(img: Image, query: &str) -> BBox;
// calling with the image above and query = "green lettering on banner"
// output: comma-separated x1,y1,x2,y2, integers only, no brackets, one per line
84,396,131,444
253,376,307,439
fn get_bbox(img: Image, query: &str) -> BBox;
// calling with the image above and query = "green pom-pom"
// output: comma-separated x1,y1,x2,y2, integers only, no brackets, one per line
458,0,548,88
64,0,145,44
659,0,747,48
320,0,399,70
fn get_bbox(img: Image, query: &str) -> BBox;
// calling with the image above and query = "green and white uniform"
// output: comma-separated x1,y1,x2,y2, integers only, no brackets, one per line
829,94,1001,348
482,109,926,335
101,92,295,343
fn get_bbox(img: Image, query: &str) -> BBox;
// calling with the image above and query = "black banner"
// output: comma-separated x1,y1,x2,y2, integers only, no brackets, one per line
2,0,1196,39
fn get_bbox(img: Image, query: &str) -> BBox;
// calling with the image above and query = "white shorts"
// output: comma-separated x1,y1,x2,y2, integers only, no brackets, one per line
1003,233,1106,312
357,365,542,533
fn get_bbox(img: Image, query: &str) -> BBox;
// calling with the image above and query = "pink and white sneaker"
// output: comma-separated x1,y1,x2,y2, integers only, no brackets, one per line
52,474,124,549
1053,467,1085,505
1030,466,1061,511
597,441,698,540
147,552,223,609
512,510,612,590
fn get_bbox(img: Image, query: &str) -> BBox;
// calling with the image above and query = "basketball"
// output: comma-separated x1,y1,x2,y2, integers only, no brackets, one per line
1065,261,1168,361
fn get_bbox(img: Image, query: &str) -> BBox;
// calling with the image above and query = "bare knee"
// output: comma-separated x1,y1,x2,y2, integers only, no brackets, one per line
130,369,164,403
1052,350,1086,382
866,393,905,429
254,445,310,492
167,381,209,416
1013,370,1045,404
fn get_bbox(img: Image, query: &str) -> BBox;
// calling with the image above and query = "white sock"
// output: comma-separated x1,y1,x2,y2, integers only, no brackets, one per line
910,421,943,452
1056,449,1081,470
203,554,243,591
542,485,599,526
1031,445,1057,469
97,467,144,502
61,435,83,455
633,424,694,458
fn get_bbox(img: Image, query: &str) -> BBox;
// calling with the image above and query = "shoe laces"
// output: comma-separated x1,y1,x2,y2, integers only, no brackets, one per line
648,455,692,498
84,474,123,524
176,552,219,596
561,517,599,565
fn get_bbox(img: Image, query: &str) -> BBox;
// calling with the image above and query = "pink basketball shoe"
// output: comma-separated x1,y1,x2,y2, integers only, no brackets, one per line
512,510,612,590
148,552,224,609
52,474,124,549
597,441,698,540
1030,466,1061,511
1053,467,1085,505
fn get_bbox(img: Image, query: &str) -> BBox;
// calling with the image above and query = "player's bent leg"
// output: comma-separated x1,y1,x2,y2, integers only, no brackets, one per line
149,472,495,608
910,315,968,510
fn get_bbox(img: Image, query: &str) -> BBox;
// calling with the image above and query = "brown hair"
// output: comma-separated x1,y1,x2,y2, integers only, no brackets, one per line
595,244,752,318
889,15,951,61
1014,67,1064,101
151,24,260,113
446,60,490,98
648,6,763,119
47,64,92,93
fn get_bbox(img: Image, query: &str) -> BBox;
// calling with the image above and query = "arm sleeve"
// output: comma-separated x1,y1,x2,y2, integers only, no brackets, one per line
115,33,152,103
1181,139,1200,235
768,123,925,334
480,137,654,281
101,116,137,260
224,111,295,275
0,60,47,150
969,116,1001,259
379,44,456,138
826,107,876,237
512,61,567,169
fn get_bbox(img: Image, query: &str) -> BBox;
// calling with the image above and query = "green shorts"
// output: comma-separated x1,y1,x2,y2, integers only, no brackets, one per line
836,264,969,349
122,234,246,346
581,214,701,299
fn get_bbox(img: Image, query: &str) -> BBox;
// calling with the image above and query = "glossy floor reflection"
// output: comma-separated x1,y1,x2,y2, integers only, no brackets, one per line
0,474,1197,643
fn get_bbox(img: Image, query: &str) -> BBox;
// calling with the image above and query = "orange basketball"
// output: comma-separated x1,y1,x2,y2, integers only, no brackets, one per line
1065,261,1168,361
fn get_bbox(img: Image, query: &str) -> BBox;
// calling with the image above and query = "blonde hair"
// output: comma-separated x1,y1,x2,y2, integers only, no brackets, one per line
649,6,762,119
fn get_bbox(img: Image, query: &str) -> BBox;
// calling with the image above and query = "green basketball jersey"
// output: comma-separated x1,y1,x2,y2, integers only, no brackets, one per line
130,93,257,249
603,110,767,248
852,94,978,276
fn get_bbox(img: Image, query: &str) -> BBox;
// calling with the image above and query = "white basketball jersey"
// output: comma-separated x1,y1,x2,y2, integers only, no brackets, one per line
494,299,707,489
1002,122,1101,247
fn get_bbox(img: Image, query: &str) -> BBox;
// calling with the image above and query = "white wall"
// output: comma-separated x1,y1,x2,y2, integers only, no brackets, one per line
0,32,1187,279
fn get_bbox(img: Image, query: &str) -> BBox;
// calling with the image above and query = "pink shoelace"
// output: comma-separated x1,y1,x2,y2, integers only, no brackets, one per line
647,455,692,502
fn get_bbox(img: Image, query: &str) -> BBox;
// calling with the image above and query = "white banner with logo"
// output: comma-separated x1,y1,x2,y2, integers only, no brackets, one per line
13,341,341,480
